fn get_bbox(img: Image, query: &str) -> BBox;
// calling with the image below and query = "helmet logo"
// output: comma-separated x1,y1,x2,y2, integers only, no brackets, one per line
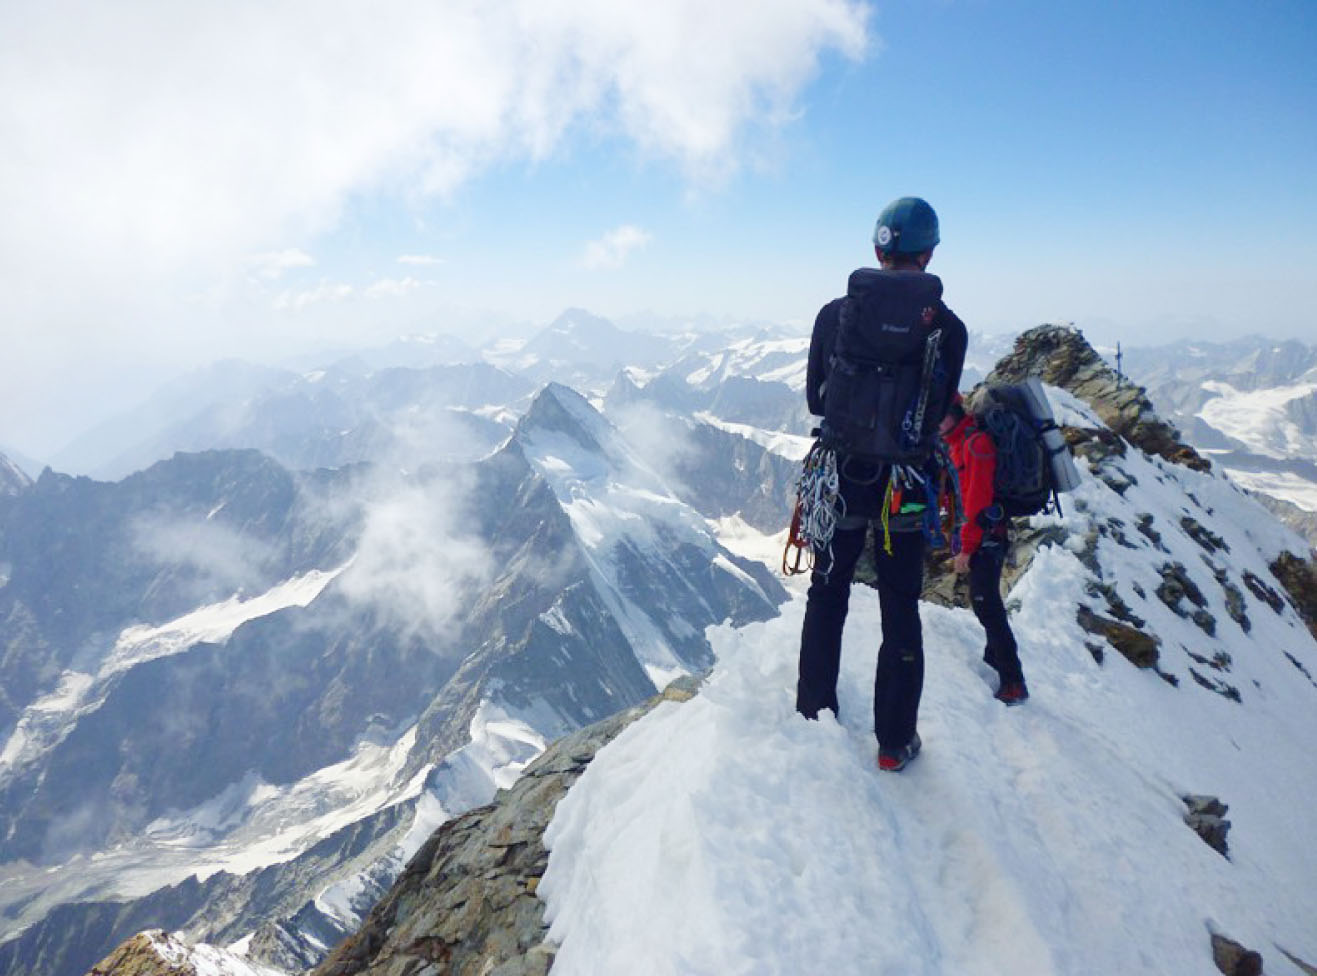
875,225,893,247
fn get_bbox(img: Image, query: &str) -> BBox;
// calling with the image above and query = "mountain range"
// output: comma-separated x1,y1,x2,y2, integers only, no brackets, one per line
1,310,1315,975
0,374,783,976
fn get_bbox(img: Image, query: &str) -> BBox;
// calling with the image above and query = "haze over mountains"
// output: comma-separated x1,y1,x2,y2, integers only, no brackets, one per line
0,312,794,975
0,310,1315,976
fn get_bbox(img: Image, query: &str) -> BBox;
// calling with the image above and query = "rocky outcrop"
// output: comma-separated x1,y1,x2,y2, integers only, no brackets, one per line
86,932,180,976
86,929,281,976
1077,606,1160,668
1210,932,1262,976
312,677,702,976
1183,794,1231,857
1270,551,1317,639
987,324,1211,472
1156,562,1217,637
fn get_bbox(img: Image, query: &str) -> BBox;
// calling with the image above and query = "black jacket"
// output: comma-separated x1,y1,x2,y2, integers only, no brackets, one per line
805,269,969,520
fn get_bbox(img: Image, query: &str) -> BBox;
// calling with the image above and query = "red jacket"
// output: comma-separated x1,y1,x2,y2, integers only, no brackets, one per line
944,414,996,555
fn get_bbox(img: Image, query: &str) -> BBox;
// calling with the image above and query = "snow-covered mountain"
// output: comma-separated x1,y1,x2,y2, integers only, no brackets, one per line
0,387,782,976
1122,336,1317,522
302,327,1317,976
540,413,1317,971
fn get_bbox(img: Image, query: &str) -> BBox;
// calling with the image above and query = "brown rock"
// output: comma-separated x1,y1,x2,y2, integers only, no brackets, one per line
1076,606,1160,668
1271,551,1317,639
1211,933,1262,976
86,933,187,976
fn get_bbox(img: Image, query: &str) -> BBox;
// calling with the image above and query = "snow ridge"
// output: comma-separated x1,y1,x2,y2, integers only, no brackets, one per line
539,387,1317,975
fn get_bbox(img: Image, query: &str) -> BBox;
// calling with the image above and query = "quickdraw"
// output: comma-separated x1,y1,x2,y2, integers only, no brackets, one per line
782,440,842,576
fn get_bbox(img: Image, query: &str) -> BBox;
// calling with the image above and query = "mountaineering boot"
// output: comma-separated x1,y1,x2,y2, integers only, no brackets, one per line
995,682,1029,706
878,731,922,772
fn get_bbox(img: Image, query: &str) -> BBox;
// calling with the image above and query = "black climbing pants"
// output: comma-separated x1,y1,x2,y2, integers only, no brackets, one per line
797,523,925,752
969,544,1025,686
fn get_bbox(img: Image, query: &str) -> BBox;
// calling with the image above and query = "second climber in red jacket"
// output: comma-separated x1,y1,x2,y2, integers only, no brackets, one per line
941,394,1029,705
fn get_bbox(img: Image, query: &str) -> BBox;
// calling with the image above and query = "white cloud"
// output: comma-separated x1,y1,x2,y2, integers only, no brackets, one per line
273,280,355,312
365,276,424,299
582,225,653,271
0,0,871,448
249,248,315,280
0,1,868,279
131,514,279,603
336,448,493,640
397,254,446,266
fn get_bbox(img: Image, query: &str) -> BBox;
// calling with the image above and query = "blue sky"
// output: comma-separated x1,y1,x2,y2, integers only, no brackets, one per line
1,0,1314,453
312,0,1317,334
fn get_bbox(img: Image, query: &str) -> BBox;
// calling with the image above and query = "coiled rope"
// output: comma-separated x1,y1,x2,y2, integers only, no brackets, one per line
982,408,1040,498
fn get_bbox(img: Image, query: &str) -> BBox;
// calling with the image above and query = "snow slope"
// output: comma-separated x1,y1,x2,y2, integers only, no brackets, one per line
540,391,1317,975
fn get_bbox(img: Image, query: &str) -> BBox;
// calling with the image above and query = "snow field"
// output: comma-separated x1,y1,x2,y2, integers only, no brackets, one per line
1222,468,1317,513
542,580,1317,975
692,412,813,461
1199,380,1317,460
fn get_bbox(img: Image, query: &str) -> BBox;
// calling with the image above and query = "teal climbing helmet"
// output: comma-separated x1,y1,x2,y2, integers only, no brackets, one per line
872,197,940,255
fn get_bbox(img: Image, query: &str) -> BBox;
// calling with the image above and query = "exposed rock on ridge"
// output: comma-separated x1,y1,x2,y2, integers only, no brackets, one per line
1270,551,1317,640
86,929,281,976
987,323,1211,472
312,677,702,976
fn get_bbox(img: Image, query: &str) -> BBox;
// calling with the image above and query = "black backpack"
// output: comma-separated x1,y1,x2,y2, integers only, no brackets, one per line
821,269,953,465
974,384,1057,517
